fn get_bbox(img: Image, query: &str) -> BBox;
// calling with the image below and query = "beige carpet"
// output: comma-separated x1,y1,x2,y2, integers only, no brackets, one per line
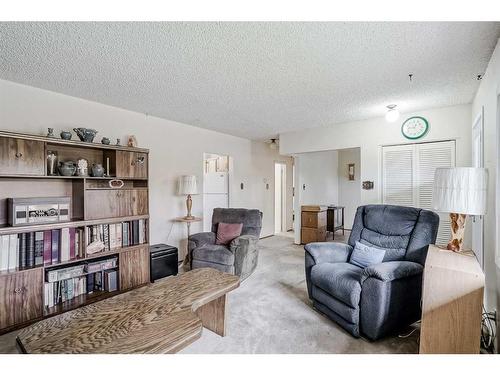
0,234,419,354
180,234,419,354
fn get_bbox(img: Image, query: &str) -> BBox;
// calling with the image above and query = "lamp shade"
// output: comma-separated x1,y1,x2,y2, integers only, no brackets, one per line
177,175,198,195
432,167,488,215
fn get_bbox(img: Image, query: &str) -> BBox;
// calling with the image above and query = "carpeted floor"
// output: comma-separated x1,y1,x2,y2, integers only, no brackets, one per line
180,234,419,354
0,234,419,354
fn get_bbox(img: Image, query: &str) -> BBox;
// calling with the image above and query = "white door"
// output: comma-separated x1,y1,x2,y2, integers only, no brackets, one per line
274,163,286,233
472,109,484,268
382,140,456,246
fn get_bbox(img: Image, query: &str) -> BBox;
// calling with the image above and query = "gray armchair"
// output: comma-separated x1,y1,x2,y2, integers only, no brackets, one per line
189,208,262,280
305,204,439,340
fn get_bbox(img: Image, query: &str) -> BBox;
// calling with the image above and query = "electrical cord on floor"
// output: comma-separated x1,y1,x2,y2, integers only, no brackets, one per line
481,307,497,354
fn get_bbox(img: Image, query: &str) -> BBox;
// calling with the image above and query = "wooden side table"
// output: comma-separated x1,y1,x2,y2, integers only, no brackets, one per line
174,216,202,268
327,205,344,240
419,244,485,353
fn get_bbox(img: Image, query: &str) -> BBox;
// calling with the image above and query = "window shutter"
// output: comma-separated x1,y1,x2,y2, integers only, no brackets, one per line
415,141,456,246
382,140,456,247
382,145,415,206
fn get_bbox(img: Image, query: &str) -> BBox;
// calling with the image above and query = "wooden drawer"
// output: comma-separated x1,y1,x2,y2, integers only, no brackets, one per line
301,227,326,244
0,268,43,330
0,137,45,176
301,211,326,228
116,151,148,179
85,189,148,220
119,246,150,290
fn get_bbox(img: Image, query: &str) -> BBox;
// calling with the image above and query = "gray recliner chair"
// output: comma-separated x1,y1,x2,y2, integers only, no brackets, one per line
189,208,262,280
305,204,439,340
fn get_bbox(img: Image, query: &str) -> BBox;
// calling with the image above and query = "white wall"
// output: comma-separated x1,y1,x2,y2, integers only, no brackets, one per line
284,104,473,246
0,79,293,259
472,38,500,320
296,150,339,206
338,148,361,229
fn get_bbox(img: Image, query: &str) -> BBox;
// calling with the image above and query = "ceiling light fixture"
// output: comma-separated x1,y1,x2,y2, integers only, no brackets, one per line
269,139,278,150
385,104,400,123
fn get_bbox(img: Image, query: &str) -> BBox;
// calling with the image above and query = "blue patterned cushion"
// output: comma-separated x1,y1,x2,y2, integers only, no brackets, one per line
349,241,386,268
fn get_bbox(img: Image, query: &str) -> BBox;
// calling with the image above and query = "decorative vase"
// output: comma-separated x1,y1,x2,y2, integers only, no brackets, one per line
58,161,77,176
73,128,98,143
101,137,110,145
91,163,105,177
116,138,121,146
47,128,55,138
46,151,58,176
76,158,89,176
60,131,72,140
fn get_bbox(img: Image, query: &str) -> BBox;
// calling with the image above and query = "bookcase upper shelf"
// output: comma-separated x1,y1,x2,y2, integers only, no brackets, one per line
0,130,149,153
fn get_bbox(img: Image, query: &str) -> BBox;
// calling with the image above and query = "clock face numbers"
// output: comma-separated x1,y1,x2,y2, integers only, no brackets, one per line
401,117,429,139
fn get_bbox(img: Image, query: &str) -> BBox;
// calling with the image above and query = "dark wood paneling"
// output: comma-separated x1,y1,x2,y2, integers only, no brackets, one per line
0,268,43,330
0,137,44,176
116,151,148,179
119,246,150,290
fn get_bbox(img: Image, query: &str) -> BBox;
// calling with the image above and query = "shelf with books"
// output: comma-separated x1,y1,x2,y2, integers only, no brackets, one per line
0,214,149,236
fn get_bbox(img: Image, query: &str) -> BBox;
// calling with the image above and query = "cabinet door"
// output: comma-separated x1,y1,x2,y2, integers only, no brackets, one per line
0,137,45,176
116,151,148,179
119,190,148,217
85,190,120,220
0,268,43,330
119,246,149,290
85,189,148,220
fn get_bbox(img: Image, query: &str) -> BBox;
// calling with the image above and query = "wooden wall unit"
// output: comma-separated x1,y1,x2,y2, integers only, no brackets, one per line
0,131,151,333
301,205,327,244
419,245,485,354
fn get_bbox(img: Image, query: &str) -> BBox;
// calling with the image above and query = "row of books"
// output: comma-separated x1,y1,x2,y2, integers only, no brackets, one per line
46,257,118,282
0,228,84,271
87,220,147,251
44,269,118,308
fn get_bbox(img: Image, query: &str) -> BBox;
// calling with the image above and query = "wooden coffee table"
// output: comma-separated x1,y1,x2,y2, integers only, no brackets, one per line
16,268,240,354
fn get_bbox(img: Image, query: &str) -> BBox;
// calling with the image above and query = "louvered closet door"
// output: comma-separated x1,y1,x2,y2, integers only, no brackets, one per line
416,141,456,246
382,145,415,206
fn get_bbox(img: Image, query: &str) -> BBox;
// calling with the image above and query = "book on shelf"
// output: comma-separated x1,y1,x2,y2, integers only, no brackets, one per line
51,229,59,264
19,233,27,269
34,231,44,266
26,232,35,268
0,235,10,272
104,270,118,292
0,226,86,272
44,276,87,308
86,220,147,254
8,234,17,270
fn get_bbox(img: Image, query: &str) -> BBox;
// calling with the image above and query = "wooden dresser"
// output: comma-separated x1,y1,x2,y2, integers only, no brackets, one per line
419,245,485,354
301,205,327,244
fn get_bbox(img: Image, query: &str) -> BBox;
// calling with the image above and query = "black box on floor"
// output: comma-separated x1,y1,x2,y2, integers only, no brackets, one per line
150,244,178,282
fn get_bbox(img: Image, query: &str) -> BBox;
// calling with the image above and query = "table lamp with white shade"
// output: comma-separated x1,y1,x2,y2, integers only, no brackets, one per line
432,167,488,252
178,175,198,220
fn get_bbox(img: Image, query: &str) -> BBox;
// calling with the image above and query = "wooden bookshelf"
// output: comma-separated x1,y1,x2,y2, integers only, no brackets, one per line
0,131,151,334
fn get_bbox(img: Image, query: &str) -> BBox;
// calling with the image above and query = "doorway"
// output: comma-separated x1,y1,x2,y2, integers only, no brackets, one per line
203,153,229,232
274,162,287,234
472,108,484,268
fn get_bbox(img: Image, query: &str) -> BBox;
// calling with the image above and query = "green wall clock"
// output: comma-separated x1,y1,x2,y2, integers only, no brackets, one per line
401,116,429,140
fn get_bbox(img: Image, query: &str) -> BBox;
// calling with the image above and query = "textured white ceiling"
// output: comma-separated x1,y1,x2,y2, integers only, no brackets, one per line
1,22,499,140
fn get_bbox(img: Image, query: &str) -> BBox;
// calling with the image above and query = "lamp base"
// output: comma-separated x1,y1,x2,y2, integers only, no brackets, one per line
446,213,467,252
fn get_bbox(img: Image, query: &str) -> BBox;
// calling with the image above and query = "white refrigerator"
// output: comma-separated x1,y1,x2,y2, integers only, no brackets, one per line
203,172,229,231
